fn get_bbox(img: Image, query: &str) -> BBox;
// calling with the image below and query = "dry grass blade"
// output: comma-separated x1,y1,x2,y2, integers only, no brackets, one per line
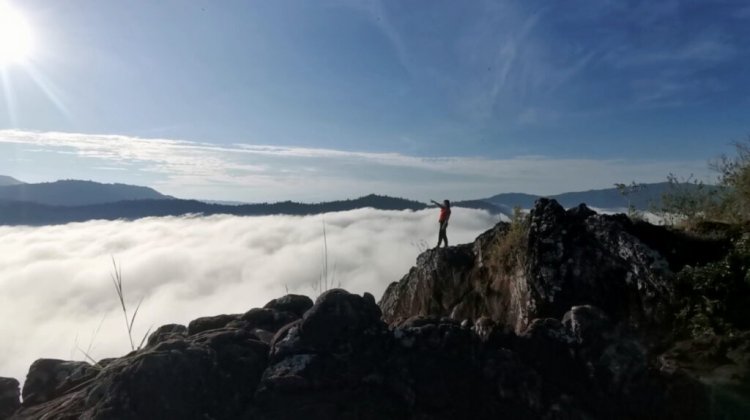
110,257,148,351
137,325,153,350
129,296,145,337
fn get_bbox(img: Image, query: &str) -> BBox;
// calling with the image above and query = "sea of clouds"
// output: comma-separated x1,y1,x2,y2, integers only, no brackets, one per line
0,208,500,384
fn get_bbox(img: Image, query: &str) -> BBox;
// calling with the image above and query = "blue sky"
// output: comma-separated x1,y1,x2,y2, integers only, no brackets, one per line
0,0,748,201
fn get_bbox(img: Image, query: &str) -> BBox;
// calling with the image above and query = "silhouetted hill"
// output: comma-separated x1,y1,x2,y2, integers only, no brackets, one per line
0,193,506,226
451,199,507,216
552,182,672,209
0,180,169,206
0,195,421,225
483,182,711,210
482,192,540,210
0,176,24,187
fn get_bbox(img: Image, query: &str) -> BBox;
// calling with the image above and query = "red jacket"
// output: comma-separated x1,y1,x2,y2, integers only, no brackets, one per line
439,207,451,223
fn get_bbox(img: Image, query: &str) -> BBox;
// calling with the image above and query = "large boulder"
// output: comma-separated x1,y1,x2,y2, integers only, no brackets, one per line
187,314,239,336
21,359,97,407
146,323,187,347
255,289,395,419
0,377,19,419
264,294,314,317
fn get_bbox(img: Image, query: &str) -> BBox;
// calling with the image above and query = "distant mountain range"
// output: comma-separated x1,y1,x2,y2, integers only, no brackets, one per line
0,176,699,226
482,182,676,211
0,195,431,226
0,175,25,187
0,179,168,206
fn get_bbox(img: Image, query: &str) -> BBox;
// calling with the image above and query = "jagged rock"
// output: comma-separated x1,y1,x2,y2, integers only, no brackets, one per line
379,245,476,325
146,323,187,347
21,359,96,407
379,199,714,332
0,377,20,419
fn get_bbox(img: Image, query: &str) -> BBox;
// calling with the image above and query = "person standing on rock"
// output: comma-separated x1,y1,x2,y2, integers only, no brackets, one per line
431,199,451,248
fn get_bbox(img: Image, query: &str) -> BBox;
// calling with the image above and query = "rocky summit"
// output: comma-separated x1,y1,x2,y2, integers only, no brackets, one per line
2,199,749,419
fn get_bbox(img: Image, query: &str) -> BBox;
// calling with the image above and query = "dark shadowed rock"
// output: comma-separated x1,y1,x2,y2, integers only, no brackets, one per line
256,290,396,419
146,323,187,347
379,245,475,324
21,359,96,407
264,294,314,317
0,377,20,419
226,307,299,333
187,314,239,335
267,289,385,362
299,290,383,350
562,305,612,346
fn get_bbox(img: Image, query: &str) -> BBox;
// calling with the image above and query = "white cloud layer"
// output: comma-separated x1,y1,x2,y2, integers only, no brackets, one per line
0,208,500,384
0,129,713,202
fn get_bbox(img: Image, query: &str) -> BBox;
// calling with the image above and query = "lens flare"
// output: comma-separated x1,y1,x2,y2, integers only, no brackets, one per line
0,3,34,66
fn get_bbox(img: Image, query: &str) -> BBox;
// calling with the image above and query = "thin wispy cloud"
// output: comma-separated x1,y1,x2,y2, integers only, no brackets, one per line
0,129,713,201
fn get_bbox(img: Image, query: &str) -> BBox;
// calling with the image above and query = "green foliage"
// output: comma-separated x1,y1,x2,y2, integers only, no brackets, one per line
497,207,530,272
712,139,750,223
614,181,646,220
659,173,720,226
673,235,750,339
659,138,750,226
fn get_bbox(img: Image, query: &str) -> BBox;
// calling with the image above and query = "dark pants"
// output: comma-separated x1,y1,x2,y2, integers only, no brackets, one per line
437,221,448,248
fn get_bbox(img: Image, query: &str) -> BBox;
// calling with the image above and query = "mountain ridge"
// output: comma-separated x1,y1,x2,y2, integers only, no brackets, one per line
0,195,424,226
0,179,169,206
0,176,25,187
0,177,714,226
484,182,683,210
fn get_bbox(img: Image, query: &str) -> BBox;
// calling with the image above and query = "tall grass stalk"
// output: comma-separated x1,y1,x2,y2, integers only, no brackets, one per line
312,219,339,296
110,257,150,351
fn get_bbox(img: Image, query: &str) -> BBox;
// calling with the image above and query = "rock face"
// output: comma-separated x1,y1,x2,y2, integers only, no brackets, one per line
380,198,725,333
3,199,747,419
0,378,19,419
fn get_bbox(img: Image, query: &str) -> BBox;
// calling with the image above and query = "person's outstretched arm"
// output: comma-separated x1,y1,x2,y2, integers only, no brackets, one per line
430,200,444,208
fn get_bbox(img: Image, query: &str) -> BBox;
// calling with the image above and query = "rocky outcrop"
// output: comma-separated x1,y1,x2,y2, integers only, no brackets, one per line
7,289,724,420
380,198,727,333
2,199,747,419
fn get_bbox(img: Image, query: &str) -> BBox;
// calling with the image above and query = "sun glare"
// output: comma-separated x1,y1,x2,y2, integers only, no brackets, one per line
0,3,33,67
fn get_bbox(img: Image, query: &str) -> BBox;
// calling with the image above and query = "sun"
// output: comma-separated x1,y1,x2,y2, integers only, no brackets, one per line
0,3,33,67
